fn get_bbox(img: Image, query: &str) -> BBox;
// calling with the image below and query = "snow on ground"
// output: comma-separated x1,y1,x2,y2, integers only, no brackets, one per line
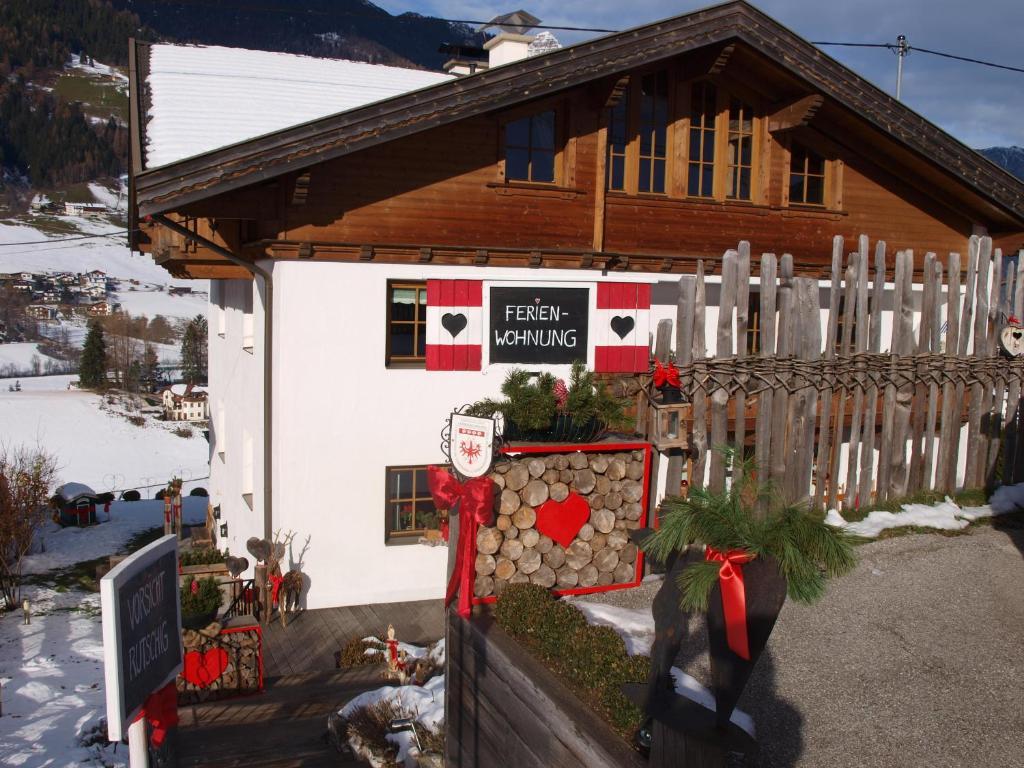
0,218,208,318
0,343,62,370
567,598,755,737
0,375,209,495
25,497,207,575
68,54,128,84
87,183,125,212
0,585,123,768
339,639,446,768
826,495,1009,538
567,601,655,655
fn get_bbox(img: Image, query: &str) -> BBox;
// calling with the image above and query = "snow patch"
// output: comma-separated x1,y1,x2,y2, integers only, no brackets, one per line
827,494,1014,538
567,600,656,656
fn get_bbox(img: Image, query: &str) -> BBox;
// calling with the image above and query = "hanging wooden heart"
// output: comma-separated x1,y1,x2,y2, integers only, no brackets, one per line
182,647,229,688
535,493,590,548
225,556,249,578
246,537,271,562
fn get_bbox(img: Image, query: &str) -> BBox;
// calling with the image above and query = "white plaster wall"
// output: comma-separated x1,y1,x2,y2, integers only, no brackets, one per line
210,260,983,608
271,261,678,608
208,277,265,573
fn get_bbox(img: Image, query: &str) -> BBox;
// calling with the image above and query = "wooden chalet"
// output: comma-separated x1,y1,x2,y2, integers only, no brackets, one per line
128,1,1024,611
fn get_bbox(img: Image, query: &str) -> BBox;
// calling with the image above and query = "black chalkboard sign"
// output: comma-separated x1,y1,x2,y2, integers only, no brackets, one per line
489,286,589,364
116,548,181,723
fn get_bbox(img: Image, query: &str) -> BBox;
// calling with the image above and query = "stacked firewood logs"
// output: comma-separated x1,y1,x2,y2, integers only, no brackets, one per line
474,450,645,598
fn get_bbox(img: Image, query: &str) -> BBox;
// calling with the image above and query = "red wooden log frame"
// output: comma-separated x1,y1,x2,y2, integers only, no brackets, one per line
472,441,653,606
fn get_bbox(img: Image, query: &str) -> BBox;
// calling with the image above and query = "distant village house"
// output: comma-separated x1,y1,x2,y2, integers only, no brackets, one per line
162,384,209,422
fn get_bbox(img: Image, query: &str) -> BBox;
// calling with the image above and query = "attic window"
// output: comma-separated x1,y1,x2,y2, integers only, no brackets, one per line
504,110,556,183
789,142,826,206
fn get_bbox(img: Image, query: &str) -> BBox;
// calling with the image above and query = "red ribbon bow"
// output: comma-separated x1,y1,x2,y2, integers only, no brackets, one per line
133,681,179,748
269,574,284,607
705,546,756,661
427,466,494,618
653,359,681,389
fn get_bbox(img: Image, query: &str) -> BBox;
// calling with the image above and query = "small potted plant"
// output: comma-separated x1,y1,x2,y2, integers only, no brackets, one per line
180,576,222,629
652,357,682,403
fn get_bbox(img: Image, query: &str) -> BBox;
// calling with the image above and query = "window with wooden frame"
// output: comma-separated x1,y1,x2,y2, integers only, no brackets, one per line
607,95,629,192
726,98,755,201
637,71,669,194
504,110,556,183
789,141,827,206
385,465,441,542
386,281,427,367
605,69,672,195
687,81,718,198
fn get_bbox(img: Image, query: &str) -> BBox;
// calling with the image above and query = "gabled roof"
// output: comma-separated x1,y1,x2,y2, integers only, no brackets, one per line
131,0,1024,225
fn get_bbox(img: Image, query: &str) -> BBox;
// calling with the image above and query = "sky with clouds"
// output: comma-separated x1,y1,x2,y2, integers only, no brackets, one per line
374,0,1023,149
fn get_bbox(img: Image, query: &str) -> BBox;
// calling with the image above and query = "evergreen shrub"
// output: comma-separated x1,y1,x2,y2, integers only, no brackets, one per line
495,583,648,736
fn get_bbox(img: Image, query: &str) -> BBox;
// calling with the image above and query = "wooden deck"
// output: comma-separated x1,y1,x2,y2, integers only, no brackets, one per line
177,667,381,768
261,599,445,676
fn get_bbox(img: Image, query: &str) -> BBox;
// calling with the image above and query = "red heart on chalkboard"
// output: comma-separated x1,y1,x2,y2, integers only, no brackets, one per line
535,493,590,549
182,648,229,688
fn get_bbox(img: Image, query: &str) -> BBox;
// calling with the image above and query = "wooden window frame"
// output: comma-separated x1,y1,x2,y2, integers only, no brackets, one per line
384,464,442,543
606,67,676,196
782,134,843,211
385,280,427,368
498,100,567,187
725,96,757,202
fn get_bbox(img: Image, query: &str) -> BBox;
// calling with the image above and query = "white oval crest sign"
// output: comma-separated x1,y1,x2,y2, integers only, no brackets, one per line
450,413,495,478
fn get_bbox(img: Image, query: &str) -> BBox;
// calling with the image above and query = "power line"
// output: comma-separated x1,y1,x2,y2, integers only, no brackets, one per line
0,233,126,247
910,46,1024,75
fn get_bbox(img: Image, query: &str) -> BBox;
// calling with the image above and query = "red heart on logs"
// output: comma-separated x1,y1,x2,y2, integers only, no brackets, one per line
182,648,229,688
535,493,591,548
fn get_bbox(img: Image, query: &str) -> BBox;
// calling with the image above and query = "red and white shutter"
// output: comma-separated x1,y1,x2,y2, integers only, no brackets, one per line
594,282,651,373
426,279,483,371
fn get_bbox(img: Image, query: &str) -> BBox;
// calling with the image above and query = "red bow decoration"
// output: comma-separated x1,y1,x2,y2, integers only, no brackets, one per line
1010,315,1021,326
653,358,681,389
133,681,179,748
427,466,494,618
706,546,756,661
269,574,284,607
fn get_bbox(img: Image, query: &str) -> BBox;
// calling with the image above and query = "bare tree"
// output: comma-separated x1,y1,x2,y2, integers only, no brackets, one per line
0,446,58,609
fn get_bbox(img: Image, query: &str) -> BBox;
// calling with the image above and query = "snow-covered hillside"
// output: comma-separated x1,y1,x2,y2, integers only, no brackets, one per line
0,374,209,496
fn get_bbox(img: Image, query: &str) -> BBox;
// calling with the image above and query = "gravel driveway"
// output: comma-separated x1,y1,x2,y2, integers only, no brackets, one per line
581,522,1024,767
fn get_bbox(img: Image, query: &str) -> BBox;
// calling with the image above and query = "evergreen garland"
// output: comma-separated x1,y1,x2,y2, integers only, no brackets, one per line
643,452,856,611
466,362,628,431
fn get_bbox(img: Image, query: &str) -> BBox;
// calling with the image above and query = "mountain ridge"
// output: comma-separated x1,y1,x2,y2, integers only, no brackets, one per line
979,146,1024,181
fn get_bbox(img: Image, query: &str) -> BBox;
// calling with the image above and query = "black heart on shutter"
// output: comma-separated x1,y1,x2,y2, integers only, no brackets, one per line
442,312,468,339
610,315,634,340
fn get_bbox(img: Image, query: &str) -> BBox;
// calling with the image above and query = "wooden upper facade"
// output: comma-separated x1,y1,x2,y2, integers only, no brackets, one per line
131,1,1024,279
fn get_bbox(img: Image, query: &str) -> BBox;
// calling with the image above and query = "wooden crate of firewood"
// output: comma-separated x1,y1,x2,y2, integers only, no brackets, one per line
473,444,650,600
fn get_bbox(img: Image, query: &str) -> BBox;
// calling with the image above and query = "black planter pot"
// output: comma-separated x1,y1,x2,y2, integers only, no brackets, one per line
504,414,607,443
181,608,218,630
658,386,683,404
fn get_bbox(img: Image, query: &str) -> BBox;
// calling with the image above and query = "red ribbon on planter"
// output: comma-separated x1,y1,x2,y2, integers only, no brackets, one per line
705,546,756,661
427,466,494,618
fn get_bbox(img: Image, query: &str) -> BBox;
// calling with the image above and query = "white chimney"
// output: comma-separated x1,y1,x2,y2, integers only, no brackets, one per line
484,32,536,67
479,10,545,68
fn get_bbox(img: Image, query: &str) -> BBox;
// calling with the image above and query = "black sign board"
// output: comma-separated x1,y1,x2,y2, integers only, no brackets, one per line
108,544,182,729
489,286,589,364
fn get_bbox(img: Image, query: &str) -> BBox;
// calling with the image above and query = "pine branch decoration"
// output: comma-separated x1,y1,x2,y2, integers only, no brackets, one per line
643,451,856,610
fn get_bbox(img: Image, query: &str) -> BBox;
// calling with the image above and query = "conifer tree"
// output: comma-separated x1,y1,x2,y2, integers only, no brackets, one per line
79,320,107,389
180,314,208,385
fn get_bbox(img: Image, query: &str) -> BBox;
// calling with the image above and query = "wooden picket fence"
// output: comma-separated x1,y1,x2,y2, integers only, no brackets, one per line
641,234,1024,510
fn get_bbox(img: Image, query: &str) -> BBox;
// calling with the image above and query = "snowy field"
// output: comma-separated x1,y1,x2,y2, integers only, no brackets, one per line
0,212,208,323
0,498,206,768
0,343,63,371
0,374,209,496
